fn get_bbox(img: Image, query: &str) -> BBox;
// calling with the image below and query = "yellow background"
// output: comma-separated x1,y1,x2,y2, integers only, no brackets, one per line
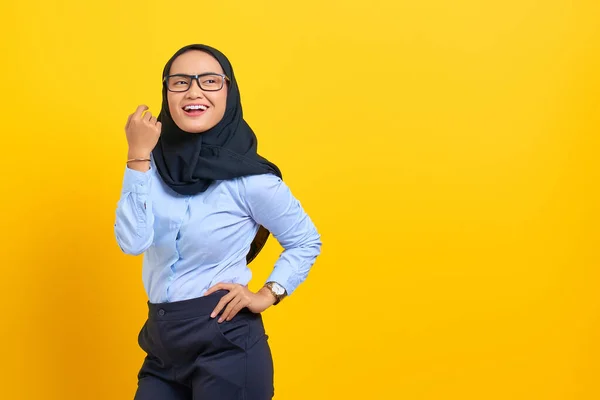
1,0,598,399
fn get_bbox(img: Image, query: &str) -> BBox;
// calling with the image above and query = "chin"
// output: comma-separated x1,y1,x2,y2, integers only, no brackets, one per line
175,121,210,134
184,125,208,133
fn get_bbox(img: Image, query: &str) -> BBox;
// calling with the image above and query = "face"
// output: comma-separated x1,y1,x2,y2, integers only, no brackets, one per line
166,50,228,133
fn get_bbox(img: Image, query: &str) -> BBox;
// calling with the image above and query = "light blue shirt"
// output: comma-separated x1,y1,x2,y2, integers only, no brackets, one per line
114,158,322,304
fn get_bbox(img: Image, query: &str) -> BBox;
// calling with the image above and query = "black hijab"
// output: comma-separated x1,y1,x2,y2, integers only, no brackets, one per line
152,44,282,263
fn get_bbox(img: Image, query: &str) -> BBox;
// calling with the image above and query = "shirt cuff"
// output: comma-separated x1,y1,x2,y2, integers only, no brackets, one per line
265,265,301,296
122,166,152,194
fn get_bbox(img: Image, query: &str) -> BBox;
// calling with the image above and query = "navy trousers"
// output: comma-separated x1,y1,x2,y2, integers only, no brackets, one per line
134,290,274,400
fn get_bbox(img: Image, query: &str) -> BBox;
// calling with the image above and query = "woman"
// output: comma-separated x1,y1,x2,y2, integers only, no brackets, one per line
114,44,321,400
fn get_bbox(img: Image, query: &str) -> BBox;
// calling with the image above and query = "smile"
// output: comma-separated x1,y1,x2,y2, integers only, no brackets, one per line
182,104,209,116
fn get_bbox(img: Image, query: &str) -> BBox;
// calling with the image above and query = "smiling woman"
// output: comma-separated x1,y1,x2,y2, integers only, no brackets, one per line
114,44,322,400
165,51,229,133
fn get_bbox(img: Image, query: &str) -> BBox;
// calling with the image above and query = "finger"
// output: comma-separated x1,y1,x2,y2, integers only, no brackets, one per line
156,121,162,132
143,111,153,122
204,283,234,297
225,298,248,322
211,291,236,318
204,284,222,297
133,104,149,119
125,113,133,130
149,116,157,125
220,297,243,323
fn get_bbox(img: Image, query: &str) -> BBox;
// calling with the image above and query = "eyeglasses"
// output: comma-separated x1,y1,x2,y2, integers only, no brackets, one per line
163,73,230,92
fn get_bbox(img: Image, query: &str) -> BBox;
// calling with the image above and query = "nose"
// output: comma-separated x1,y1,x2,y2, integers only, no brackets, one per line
186,78,205,98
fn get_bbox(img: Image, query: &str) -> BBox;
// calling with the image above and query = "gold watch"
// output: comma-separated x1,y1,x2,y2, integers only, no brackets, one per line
264,281,287,305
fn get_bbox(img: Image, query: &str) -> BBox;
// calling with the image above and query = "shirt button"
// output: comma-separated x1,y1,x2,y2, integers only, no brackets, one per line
158,309,165,316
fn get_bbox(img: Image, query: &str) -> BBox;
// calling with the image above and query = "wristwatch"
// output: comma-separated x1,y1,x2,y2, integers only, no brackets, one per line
264,281,287,305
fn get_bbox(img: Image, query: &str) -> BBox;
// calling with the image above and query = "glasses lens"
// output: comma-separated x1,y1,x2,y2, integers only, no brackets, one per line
199,74,224,91
167,75,191,92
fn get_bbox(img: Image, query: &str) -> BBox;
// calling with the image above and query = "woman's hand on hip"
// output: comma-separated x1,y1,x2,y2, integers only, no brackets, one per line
204,283,277,323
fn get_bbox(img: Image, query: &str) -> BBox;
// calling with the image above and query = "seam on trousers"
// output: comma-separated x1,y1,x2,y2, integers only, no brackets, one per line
242,345,248,400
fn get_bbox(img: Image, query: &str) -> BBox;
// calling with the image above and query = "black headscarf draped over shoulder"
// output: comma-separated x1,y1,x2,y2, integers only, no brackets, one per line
152,44,282,264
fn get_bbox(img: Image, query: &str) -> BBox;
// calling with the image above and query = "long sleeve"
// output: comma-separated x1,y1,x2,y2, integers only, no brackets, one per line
114,166,155,255
242,174,322,296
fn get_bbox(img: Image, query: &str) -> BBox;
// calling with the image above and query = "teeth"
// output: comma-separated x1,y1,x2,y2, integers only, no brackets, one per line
184,105,208,111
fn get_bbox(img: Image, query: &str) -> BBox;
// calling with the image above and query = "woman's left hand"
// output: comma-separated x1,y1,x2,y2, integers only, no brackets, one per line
204,283,276,323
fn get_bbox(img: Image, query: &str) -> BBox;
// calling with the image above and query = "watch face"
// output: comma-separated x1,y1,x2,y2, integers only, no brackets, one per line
271,283,286,295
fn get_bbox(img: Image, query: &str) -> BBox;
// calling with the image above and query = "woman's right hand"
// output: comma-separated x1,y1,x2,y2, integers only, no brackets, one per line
125,105,162,158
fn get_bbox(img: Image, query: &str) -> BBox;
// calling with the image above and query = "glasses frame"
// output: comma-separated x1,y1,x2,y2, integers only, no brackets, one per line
163,73,230,92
